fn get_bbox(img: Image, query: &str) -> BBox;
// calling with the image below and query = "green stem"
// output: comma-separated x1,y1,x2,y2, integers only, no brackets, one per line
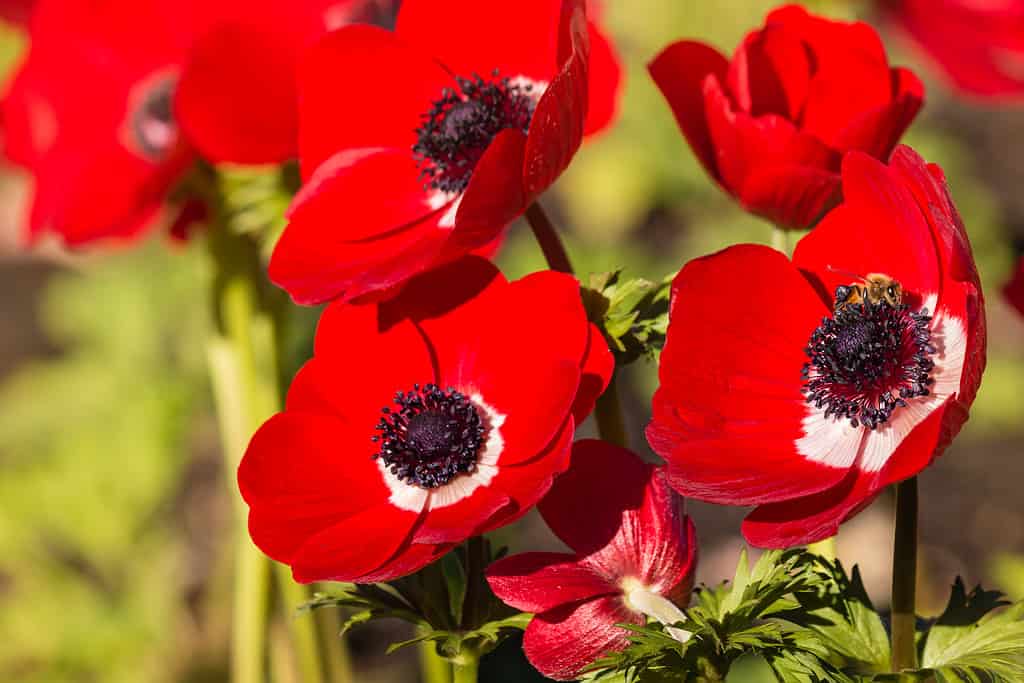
206,225,272,683
808,536,837,561
317,605,356,683
274,565,327,683
594,372,627,447
451,651,480,683
771,226,791,256
524,201,574,274
419,641,453,683
891,477,919,671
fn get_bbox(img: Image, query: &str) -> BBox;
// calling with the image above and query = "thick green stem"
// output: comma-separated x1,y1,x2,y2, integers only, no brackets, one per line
890,477,919,671
525,202,574,274
594,372,627,447
207,229,272,683
419,642,453,683
451,651,480,683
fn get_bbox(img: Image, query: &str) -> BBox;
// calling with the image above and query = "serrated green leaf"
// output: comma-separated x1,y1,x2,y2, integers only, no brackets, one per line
903,579,1024,682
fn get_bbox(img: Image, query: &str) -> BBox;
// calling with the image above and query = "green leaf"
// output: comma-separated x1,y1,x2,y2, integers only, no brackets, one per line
581,269,671,365
786,562,891,673
916,580,1024,682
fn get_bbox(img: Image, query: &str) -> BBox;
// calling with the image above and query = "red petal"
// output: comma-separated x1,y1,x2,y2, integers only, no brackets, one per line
585,468,697,601
884,0,1024,99
486,552,615,613
1004,255,1024,317
522,24,588,199
726,24,811,119
569,323,614,426
477,416,575,534
444,271,587,465
239,413,390,562
291,501,421,582
287,148,440,243
351,541,453,584
825,68,924,160
647,245,853,506
648,41,728,178
452,128,528,250
703,75,841,228
523,595,641,681
793,151,941,305
742,396,955,548
741,468,878,548
583,16,622,137
396,0,563,84
269,149,452,305
297,24,453,175
288,311,435,427
539,439,649,557
175,20,300,164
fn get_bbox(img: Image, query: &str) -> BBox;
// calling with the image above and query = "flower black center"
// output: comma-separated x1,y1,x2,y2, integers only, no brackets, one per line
412,72,536,195
131,77,178,161
372,384,486,489
802,296,936,429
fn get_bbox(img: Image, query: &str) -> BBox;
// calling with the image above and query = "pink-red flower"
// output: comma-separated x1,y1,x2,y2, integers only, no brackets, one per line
1004,254,1024,317
239,257,613,583
268,0,623,305
2,0,388,245
487,440,697,681
881,0,1024,100
647,146,985,548
649,4,923,230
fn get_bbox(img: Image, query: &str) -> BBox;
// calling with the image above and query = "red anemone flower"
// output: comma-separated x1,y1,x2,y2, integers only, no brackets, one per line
239,257,613,582
268,0,624,305
881,0,1024,100
0,0,34,26
647,146,985,548
487,440,697,681
2,0,388,246
649,4,923,230
1004,254,1024,317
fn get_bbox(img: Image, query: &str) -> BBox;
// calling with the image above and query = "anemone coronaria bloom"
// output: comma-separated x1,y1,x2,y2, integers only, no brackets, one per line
882,0,1024,100
239,257,613,582
649,4,923,230
268,0,624,305
487,440,697,681
1,0,387,245
647,146,985,548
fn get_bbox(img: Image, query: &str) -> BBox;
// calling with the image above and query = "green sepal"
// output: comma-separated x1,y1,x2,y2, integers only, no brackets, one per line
581,269,671,365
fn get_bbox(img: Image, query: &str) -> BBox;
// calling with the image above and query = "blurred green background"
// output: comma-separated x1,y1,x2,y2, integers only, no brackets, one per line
1,1,1022,681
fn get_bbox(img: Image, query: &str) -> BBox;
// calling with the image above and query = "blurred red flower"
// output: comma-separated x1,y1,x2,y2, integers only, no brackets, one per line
487,440,697,681
882,0,1024,100
0,0,34,26
1,0,388,246
239,258,612,583
268,0,623,305
1004,254,1024,317
649,4,923,230
647,146,985,547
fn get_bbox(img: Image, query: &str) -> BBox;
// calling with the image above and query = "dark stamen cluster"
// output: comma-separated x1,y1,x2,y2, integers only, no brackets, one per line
372,383,486,489
413,71,535,195
802,298,936,429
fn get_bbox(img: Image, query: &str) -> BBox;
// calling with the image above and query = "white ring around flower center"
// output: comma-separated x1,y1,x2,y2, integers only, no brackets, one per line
379,391,505,512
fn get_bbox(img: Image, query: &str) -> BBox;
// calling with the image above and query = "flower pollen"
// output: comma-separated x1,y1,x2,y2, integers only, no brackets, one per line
373,383,486,488
413,71,536,195
802,296,936,429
